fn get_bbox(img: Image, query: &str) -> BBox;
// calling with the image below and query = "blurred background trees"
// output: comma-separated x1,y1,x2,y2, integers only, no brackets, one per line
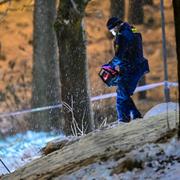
128,0,144,24
110,0,147,100
110,0,124,20
143,0,153,5
0,0,178,136
128,0,147,100
31,0,62,131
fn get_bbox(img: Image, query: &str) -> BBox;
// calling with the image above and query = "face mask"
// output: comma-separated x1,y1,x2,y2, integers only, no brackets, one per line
110,29,116,36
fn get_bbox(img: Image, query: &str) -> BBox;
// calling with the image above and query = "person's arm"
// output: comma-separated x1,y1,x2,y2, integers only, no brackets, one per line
108,34,128,69
108,57,120,69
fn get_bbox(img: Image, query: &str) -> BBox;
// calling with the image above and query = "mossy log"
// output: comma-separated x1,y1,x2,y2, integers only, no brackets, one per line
2,111,179,180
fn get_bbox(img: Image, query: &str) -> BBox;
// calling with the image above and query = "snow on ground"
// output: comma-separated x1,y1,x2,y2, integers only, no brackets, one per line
58,137,180,180
0,103,179,178
144,102,179,118
0,131,65,175
116,138,180,180
1,134,180,180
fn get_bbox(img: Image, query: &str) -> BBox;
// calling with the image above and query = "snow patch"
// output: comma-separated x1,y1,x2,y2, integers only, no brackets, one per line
57,137,180,180
144,102,179,118
0,131,65,175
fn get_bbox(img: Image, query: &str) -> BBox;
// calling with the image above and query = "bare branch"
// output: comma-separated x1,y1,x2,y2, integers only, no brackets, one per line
99,117,107,129
70,0,80,14
62,98,87,136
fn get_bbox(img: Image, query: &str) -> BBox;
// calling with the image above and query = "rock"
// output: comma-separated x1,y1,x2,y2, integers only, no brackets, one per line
42,137,80,155
144,102,179,119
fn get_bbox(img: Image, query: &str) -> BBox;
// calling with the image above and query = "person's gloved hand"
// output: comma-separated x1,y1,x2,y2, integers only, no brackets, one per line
102,64,118,76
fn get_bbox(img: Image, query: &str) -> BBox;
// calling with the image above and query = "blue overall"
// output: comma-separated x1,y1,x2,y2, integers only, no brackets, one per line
109,23,149,122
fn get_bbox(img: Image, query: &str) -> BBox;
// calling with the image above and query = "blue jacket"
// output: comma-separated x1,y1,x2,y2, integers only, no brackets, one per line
109,22,149,90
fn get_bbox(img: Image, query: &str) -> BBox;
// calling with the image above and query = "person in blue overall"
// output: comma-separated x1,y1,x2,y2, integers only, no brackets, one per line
106,17,149,123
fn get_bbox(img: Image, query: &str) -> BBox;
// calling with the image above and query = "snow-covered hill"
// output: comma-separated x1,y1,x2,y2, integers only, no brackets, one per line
1,106,179,180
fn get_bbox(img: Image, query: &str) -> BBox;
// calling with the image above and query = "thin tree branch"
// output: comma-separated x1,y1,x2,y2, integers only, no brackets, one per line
70,0,80,14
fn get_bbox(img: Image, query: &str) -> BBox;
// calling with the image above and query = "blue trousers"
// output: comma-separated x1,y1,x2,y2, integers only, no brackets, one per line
116,73,142,122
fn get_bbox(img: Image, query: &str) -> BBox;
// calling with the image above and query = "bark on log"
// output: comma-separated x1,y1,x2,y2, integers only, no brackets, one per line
2,111,179,180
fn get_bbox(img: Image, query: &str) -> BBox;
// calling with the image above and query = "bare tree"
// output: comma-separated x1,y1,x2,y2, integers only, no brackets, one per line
55,0,94,135
143,0,153,5
128,0,143,24
110,0,125,20
172,0,180,139
31,0,62,131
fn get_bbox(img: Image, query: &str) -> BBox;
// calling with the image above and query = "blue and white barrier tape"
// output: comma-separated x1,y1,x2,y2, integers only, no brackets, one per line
0,104,63,118
91,81,178,101
0,81,178,118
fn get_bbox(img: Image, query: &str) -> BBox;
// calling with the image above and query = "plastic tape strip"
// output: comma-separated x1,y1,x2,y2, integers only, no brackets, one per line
0,81,178,118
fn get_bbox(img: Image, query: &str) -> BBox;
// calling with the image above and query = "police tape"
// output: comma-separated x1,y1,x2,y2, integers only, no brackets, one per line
0,104,63,118
91,81,178,101
0,81,178,118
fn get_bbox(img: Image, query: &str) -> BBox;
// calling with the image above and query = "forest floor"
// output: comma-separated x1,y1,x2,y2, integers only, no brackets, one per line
0,0,178,135
54,136,180,180
1,106,179,179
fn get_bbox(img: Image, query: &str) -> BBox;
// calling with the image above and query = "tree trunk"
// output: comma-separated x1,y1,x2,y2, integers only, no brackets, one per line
110,0,125,20
55,0,94,135
128,0,144,24
137,76,147,99
143,0,153,5
172,0,180,139
2,111,179,180
31,0,62,131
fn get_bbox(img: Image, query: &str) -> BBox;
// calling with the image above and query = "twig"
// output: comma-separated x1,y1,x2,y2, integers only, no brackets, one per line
70,123,76,136
99,117,107,128
62,100,78,136
71,98,78,136
0,158,11,173
81,109,85,135
62,97,87,136
70,0,80,14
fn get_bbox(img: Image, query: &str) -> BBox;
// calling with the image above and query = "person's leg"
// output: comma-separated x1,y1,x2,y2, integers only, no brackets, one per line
128,97,142,119
116,98,131,122
127,71,143,120
116,84,131,122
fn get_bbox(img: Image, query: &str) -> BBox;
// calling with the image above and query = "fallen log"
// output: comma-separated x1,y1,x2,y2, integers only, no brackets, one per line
2,111,179,180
